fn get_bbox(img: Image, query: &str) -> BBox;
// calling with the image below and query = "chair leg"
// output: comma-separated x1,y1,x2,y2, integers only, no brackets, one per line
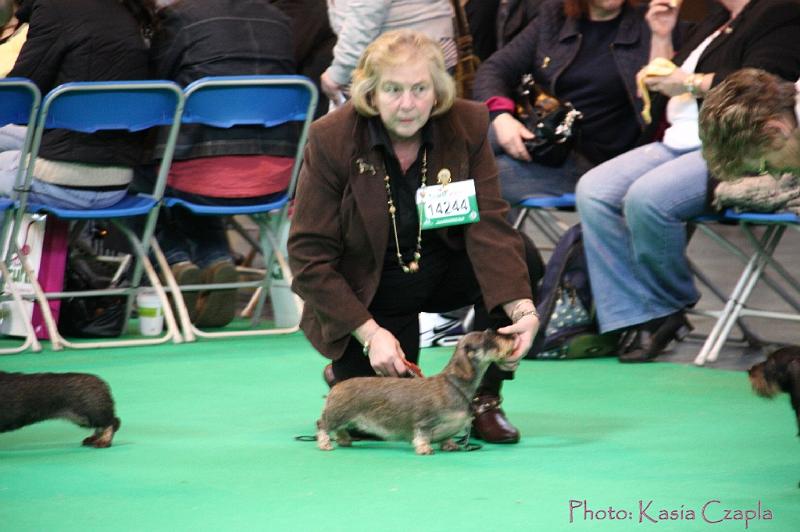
694,225,783,365
150,237,196,342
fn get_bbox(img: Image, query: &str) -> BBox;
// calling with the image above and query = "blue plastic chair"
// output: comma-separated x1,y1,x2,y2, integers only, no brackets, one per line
153,75,318,340
694,209,800,364
0,78,42,353
512,193,576,246
13,80,186,350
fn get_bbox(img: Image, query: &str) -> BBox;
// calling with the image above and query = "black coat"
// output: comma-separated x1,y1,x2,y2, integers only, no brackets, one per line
9,0,150,166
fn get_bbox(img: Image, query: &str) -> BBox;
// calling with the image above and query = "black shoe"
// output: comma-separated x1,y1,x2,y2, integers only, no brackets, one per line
618,311,693,363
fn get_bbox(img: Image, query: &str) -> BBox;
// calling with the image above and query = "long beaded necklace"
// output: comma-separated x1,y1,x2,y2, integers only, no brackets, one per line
384,149,426,273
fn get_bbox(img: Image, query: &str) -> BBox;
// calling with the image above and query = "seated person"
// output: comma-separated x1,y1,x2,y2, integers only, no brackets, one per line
574,0,800,363
700,68,800,181
146,0,297,327
471,0,655,205
1,0,157,209
288,30,544,444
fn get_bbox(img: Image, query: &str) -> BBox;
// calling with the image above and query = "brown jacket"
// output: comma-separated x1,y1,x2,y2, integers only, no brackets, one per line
288,99,531,360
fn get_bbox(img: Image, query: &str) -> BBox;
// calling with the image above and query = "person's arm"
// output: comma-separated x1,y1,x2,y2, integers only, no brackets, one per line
645,0,679,61
8,0,65,92
288,121,410,377
472,18,541,160
322,0,391,97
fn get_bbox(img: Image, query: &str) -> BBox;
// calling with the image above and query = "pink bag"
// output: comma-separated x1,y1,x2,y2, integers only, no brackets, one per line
1,215,68,340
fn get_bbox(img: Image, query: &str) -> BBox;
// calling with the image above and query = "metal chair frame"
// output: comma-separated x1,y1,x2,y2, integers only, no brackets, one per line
152,75,318,341
694,211,800,365
0,78,42,354
9,80,186,350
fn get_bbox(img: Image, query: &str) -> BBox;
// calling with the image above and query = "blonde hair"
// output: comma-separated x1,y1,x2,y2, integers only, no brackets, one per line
350,29,456,118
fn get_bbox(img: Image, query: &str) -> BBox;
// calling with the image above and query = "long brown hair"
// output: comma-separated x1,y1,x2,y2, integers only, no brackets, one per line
563,0,640,19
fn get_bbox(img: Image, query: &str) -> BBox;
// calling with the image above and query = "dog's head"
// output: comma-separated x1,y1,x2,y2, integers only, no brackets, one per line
748,361,780,398
447,330,516,381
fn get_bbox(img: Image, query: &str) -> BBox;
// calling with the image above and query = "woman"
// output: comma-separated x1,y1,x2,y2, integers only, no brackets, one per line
575,0,800,362
289,30,542,444
472,0,659,205
0,0,157,209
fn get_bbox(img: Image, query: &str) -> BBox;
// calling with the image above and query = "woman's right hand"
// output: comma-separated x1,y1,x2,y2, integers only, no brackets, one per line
366,328,410,377
646,0,681,39
492,113,535,162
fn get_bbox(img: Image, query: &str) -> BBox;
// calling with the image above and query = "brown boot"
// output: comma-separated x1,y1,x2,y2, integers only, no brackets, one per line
471,394,520,444
323,364,338,388
194,260,238,328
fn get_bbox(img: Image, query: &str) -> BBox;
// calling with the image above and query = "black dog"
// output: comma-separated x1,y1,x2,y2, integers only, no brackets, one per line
748,346,800,436
0,371,120,447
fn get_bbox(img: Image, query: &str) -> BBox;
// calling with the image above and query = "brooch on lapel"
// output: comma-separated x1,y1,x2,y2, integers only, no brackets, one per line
356,158,376,175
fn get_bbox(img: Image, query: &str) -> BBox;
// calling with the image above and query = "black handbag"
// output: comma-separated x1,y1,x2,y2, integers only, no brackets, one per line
515,74,583,167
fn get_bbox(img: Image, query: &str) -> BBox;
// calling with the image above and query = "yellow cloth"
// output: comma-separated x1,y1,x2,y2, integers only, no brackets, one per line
0,23,28,78
638,57,676,125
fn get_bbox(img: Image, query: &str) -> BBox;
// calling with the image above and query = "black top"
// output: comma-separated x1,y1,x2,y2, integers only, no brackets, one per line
556,14,640,164
367,118,447,273
9,0,150,166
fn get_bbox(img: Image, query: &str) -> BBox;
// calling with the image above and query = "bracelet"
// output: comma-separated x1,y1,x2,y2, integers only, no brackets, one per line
684,73,702,97
513,308,540,323
362,327,380,356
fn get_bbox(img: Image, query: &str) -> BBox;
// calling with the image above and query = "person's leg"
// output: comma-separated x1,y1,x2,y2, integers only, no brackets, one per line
26,180,127,210
623,149,707,319
424,235,542,443
575,142,683,333
495,151,589,206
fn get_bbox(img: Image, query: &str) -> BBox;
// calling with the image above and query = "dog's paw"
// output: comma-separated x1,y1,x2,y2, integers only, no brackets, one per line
440,439,460,452
414,442,434,455
82,427,114,448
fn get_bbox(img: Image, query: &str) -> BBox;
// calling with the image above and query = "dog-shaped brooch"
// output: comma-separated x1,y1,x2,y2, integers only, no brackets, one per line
316,330,516,455
0,370,120,448
748,346,800,436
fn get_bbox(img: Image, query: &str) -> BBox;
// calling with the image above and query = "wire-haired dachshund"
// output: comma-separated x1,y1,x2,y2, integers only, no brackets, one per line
0,371,120,448
316,330,516,455
748,346,800,436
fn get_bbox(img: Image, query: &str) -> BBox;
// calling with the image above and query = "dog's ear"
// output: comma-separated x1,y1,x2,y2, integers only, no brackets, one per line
451,344,475,381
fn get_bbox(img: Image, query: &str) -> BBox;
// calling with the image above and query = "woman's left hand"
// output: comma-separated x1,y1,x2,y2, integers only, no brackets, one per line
643,68,691,97
497,313,540,371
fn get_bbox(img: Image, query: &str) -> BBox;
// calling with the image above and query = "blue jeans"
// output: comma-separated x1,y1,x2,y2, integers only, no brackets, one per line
1,125,128,209
489,127,595,205
575,142,710,333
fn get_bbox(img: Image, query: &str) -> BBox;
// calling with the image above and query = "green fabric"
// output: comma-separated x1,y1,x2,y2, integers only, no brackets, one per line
1,334,798,531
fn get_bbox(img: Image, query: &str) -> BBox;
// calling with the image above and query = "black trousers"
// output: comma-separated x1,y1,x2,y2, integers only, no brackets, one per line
332,234,543,396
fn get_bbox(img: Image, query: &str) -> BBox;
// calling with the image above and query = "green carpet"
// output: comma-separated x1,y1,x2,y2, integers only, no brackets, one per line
1,333,798,531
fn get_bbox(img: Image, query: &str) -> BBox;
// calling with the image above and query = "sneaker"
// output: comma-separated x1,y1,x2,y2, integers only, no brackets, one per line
419,310,470,348
194,260,238,328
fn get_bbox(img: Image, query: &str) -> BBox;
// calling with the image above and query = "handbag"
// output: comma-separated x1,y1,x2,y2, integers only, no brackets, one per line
450,0,480,99
515,74,583,167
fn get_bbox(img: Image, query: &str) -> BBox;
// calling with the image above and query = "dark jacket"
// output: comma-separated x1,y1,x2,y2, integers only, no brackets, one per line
9,0,150,166
150,0,298,159
288,100,532,360
472,0,659,131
